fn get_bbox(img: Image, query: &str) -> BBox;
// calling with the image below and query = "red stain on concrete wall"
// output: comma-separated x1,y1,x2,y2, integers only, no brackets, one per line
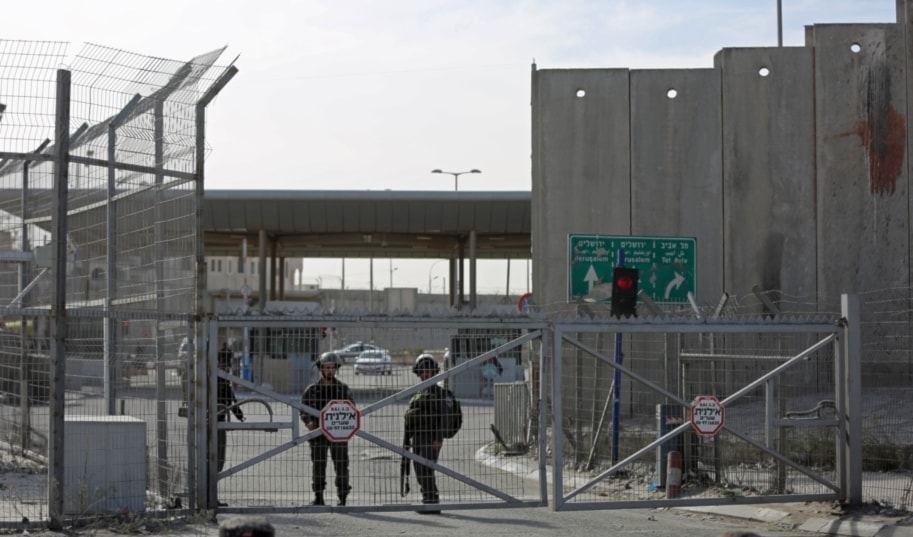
851,105,905,196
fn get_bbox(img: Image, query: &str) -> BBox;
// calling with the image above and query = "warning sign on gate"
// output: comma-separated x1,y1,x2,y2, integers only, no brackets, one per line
690,395,725,436
320,399,360,442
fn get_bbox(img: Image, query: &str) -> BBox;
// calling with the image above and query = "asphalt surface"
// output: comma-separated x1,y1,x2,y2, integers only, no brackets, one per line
12,502,913,537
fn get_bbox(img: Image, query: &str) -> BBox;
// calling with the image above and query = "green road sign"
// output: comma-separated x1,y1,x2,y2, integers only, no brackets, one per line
568,234,696,303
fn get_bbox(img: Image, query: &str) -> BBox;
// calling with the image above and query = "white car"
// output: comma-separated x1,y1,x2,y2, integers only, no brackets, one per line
353,349,392,375
333,342,385,364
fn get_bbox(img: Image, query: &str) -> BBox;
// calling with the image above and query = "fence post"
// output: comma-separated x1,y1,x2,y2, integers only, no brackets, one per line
550,325,563,510
48,67,71,530
840,294,862,505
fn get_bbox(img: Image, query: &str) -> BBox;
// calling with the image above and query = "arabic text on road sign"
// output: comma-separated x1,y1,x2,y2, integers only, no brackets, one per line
568,234,696,303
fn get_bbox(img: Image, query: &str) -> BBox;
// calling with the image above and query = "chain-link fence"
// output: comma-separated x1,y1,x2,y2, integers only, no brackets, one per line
550,291,912,512
204,316,546,512
0,39,234,525
552,315,844,509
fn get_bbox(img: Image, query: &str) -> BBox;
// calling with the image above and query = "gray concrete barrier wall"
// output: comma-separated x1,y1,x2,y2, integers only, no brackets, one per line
533,16,912,313
532,9,913,393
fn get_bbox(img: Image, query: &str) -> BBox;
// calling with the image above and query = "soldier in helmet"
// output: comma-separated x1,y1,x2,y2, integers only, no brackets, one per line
403,354,446,514
217,342,244,474
300,352,355,506
214,341,245,508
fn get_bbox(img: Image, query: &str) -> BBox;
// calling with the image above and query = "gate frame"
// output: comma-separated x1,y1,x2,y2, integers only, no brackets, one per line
196,315,550,512
548,294,861,511
188,295,862,514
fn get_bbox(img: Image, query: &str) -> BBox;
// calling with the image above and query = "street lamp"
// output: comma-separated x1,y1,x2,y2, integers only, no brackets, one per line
431,168,481,191
428,259,446,293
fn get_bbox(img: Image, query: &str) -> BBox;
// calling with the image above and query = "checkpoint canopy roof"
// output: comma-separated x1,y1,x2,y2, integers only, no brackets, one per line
202,190,532,260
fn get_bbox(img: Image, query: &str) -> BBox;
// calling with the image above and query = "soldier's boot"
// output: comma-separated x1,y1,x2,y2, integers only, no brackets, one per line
337,484,351,506
311,492,325,506
419,493,440,515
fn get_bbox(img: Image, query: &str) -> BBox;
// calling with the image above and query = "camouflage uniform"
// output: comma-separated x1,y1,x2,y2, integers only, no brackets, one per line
301,377,355,503
404,384,446,505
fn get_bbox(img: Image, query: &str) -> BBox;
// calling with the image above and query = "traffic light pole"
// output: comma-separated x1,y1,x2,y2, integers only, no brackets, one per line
611,250,624,464
611,330,622,464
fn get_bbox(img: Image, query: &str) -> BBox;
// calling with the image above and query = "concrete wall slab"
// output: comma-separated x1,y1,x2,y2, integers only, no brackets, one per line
532,68,631,310
715,46,817,311
630,68,723,304
809,24,909,304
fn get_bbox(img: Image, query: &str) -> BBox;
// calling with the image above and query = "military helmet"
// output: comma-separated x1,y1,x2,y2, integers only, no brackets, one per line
412,353,440,375
317,352,343,368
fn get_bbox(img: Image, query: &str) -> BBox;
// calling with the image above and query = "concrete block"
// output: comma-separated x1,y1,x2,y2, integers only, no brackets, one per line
64,415,146,515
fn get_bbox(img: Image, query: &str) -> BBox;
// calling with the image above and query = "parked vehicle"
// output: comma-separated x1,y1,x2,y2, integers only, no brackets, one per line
353,349,392,375
332,341,385,363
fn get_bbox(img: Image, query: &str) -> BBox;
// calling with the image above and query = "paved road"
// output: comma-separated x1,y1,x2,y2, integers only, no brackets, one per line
17,501,913,537
18,506,786,537
210,507,784,537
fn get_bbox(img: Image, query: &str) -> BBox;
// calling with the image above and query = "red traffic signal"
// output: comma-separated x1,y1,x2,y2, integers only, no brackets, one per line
611,267,639,318
615,274,636,290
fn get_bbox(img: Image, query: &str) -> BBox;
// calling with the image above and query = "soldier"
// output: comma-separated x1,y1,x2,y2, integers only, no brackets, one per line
217,342,244,474
300,352,355,506
404,354,446,514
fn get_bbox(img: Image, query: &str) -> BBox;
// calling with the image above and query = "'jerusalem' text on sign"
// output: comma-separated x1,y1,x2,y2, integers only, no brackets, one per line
568,234,696,303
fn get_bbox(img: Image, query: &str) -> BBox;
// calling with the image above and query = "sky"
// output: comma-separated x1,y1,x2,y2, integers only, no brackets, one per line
4,0,898,295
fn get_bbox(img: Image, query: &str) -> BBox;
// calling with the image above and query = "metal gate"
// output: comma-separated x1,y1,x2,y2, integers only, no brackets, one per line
193,314,549,513
190,299,862,514
549,297,860,511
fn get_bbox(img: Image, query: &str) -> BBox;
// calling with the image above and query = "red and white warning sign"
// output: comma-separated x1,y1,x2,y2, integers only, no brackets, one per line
320,399,361,442
689,395,725,436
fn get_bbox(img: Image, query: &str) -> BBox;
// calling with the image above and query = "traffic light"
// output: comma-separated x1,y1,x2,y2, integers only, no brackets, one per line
320,327,327,339
610,267,639,318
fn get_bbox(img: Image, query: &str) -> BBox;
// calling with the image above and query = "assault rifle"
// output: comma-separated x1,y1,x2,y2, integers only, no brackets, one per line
400,431,411,497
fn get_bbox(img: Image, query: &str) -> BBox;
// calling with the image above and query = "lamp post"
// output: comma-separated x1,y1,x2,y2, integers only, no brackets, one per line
431,168,481,191
428,259,446,293
317,275,342,314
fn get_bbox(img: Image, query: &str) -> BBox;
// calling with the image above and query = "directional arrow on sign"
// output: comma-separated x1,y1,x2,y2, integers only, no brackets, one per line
584,264,599,292
664,272,685,299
